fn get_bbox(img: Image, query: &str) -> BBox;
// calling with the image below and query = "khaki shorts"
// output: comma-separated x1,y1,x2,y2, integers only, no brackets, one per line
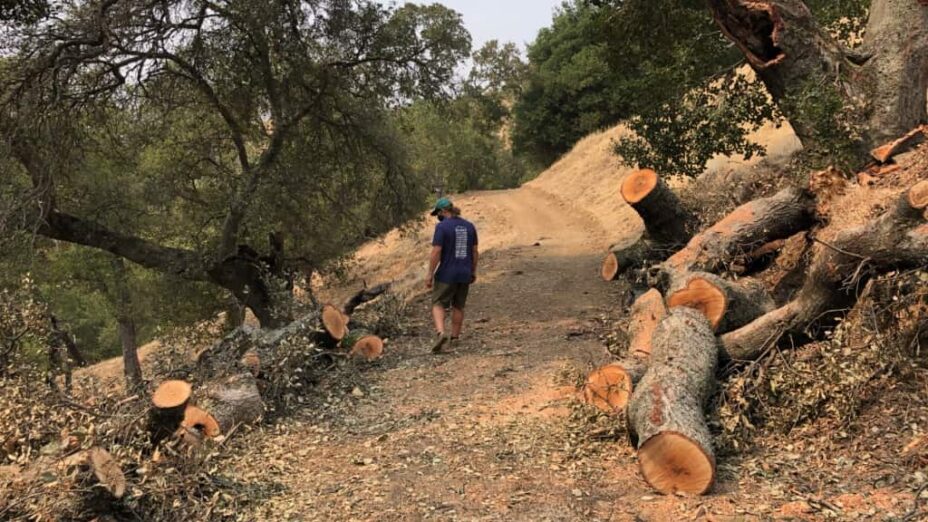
432,280,470,309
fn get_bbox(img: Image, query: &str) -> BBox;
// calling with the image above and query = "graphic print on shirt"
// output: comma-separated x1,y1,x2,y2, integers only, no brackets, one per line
454,226,468,259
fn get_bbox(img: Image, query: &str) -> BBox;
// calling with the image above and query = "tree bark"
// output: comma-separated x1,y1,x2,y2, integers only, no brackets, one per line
627,307,718,495
706,0,928,152
601,235,655,281
721,185,928,361
111,257,142,392
654,187,815,286
201,373,265,434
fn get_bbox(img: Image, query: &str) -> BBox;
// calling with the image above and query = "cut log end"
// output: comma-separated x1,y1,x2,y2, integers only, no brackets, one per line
638,431,715,495
601,252,620,281
322,304,348,341
621,168,659,204
88,447,126,499
666,278,726,330
152,380,192,409
581,364,635,413
182,405,221,438
909,181,928,210
349,335,385,361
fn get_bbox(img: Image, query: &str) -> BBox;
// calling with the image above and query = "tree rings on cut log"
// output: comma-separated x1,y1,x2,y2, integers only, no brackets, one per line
638,431,715,496
601,252,620,282
667,278,726,330
346,333,385,361
909,181,928,210
581,361,645,413
182,405,221,438
628,289,667,358
321,304,348,341
152,380,192,409
621,168,659,204
666,273,774,333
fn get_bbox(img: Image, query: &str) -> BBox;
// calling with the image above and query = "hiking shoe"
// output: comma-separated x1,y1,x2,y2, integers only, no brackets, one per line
431,333,449,353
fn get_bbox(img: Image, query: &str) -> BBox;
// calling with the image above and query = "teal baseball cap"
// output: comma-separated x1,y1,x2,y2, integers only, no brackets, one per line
430,197,453,216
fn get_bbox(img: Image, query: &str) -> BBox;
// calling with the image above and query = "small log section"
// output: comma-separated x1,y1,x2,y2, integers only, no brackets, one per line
656,187,815,285
601,236,653,281
343,330,385,361
628,307,718,495
88,447,126,499
722,183,928,361
149,380,192,447
628,289,667,357
622,168,693,247
870,125,926,163
582,359,647,413
318,303,349,348
181,405,221,438
666,272,774,333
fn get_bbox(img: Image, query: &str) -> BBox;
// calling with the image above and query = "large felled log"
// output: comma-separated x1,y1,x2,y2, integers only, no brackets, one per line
601,236,654,281
582,360,647,413
666,272,774,333
181,405,221,438
149,380,192,447
627,307,718,495
655,187,815,286
628,289,667,357
722,185,928,361
622,169,693,247
202,373,265,433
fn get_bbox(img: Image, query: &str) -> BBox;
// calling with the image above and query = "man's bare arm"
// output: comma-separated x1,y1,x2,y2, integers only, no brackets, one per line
427,245,442,288
472,244,479,282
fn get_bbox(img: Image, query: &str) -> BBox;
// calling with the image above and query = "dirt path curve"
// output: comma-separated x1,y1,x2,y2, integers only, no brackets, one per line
234,183,715,521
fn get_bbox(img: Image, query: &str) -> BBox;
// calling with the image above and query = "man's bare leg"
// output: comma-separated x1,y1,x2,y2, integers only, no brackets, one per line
432,304,446,334
451,307,465,338
431,304,449,352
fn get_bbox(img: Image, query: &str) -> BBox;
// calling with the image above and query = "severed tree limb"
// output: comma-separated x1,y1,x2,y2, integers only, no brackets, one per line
622,169,694,247
722,185,928,361
666,272,774,333
342,283,391,316
654,187,815,287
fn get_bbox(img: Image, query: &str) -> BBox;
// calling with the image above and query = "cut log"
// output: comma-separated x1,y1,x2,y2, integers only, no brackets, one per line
871,126,926,163
343,331,385,361
202,373,265,433
666,273,774,333
628,289,667,357
149,380,192,447
181,405,221,438
621,169,693,247
909,180,928,210
582,359,647,413
722,185,928,361
627,307,718,495
88,447,126,499
601,236,654,281
656,187,815,286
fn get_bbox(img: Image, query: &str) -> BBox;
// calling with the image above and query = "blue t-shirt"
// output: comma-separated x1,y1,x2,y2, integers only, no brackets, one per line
432,217,478,284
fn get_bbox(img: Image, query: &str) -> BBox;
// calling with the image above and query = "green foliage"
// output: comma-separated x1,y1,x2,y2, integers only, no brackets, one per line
615,72,779,177
778,79,863,171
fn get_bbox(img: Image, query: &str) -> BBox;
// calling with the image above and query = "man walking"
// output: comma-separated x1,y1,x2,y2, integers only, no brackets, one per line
426,197,478,353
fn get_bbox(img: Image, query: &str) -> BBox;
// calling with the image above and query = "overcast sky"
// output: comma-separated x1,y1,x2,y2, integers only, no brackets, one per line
377,0,564,51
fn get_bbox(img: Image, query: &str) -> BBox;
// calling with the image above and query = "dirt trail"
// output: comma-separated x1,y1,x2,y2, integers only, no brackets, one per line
232,123,814,521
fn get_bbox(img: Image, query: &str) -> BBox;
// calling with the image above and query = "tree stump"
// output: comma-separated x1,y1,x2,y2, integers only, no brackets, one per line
627,307,718,495
149,380,192,447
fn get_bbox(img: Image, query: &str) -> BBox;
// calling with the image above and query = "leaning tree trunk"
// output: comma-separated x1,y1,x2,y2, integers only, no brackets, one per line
722,182,928,361
706,0,928,153
627,307,718,495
